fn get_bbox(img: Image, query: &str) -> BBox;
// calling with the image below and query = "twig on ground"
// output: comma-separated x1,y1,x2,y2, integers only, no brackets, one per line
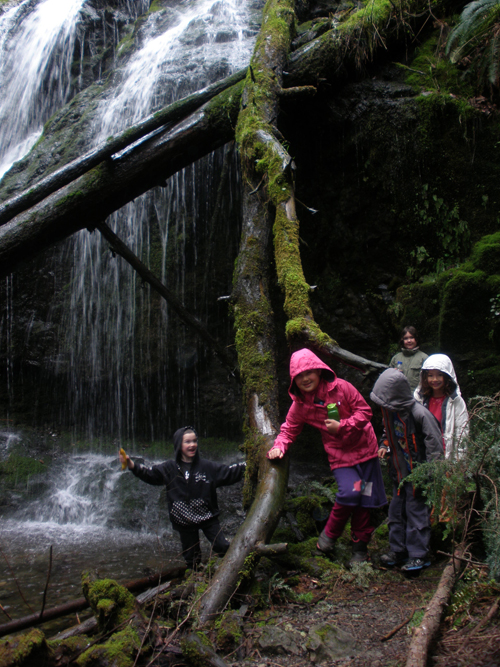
465,597,500,639
436,550,485,567
380,607,418,641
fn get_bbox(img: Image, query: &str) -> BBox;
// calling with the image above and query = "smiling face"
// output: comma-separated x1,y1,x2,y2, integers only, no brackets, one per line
402,332,417,350
294,369,321,394
426,369,446,397
180,431,198,462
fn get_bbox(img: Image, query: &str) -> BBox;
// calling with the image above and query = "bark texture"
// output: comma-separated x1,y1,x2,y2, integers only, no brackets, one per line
405,545,465,667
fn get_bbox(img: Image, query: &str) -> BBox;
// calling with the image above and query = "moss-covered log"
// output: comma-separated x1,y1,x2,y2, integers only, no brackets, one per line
0,82,244,279
196,0,412,624
0,68,247,227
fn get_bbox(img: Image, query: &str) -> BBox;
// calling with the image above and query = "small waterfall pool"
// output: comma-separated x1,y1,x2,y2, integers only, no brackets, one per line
0,448,245,632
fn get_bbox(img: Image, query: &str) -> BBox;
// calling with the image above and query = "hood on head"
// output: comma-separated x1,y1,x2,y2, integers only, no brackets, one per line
173,426,198,460
370,368,415,412
289,348,336,396
421,354,457,384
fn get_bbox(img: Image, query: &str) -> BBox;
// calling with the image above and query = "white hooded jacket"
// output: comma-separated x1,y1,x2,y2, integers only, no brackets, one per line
414,354,469,460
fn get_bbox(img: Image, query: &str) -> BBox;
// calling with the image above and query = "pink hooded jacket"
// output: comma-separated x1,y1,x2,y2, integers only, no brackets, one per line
270,349,378,469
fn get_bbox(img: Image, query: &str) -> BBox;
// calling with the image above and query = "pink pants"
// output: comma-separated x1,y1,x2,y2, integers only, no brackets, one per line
324,501,374,543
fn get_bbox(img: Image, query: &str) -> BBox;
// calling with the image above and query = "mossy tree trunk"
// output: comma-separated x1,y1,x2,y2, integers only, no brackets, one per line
197,0,424,624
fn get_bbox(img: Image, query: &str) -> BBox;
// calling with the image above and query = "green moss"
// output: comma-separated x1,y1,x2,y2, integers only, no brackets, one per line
81,575,137,632
205,81,244,131
0,454,46,489
233,306,275,401
403,33,475,98
76,626,141,667
215,611,243,650
439,269,492,349
116,30,135,58
470,232,500,274
273,207,312,320
180,633,213,667
148,0,165,13
0,628,52,667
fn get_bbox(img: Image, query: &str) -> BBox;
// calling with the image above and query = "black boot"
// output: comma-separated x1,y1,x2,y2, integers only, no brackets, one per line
348,539,368,568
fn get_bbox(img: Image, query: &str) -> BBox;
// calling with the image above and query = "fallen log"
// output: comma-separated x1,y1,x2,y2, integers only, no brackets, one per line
0,0,431,281
0,563,186,638
52,579,175,641
0,81,244,279
0,68,246,227
405,545,465,667
96,222,239,378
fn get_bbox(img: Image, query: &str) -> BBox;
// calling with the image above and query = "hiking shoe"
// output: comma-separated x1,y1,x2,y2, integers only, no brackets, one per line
348,539,368,568
400,557,431,573
379,551,408,568
316,529,336,554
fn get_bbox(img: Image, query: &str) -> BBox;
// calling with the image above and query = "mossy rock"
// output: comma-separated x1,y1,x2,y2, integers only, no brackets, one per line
469,232,500,275
215,610,243,651
75,626,141,667
439,269,495,351
0,628,52,667
81,574,137,633
0,454,46,490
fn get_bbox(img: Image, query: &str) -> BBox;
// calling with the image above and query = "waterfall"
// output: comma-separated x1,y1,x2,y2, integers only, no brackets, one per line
0,0,86,179
53,0,257,442
0,0,258,442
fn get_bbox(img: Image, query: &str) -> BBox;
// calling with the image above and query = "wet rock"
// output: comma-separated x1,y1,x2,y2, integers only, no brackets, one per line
258,625,303,656
306,622,360,662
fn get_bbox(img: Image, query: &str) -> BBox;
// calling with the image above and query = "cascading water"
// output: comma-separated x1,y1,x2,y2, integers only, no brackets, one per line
0,0,257,623
0,0,85,178
54,0,258,441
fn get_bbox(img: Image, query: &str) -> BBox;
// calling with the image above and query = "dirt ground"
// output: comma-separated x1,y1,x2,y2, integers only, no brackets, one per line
151,551,500,667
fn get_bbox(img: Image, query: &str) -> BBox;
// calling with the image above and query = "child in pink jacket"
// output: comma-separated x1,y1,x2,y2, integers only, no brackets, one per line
268,348,387,565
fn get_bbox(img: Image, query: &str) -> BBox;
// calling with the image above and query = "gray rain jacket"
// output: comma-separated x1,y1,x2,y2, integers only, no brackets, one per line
370,368,443,485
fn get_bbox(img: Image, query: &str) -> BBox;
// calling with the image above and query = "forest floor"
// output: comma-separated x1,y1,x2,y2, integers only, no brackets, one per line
143,546,500,667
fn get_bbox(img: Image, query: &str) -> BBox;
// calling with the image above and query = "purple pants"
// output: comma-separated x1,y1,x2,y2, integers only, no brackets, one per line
323,457,387,544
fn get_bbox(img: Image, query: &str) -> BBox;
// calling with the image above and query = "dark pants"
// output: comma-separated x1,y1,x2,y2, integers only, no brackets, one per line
388,482,431,558
178,520,230,567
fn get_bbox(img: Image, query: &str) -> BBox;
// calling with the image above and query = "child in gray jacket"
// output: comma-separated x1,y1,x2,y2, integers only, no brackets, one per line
370,368,443,573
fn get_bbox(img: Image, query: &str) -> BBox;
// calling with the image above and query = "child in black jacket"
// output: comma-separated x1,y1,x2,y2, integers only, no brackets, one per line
119,426,246,568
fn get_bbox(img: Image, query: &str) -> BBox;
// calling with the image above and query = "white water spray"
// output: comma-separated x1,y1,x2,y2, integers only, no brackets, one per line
0,0,86,178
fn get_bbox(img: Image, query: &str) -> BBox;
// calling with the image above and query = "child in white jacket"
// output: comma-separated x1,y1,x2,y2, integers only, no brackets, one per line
414,354,469,460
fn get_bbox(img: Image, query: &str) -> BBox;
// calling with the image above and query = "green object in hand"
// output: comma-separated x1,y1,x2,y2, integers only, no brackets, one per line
327,403,340,420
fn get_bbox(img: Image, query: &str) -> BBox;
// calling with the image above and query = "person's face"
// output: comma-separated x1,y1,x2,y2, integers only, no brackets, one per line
295,369,321,394
426,370,445,397
403,332,417,349
181,431,198,462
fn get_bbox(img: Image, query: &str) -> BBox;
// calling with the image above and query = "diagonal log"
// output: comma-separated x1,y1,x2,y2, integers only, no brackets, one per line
95,222,239,378
0,0,428,284
0,68,246,227
0,81,244,279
